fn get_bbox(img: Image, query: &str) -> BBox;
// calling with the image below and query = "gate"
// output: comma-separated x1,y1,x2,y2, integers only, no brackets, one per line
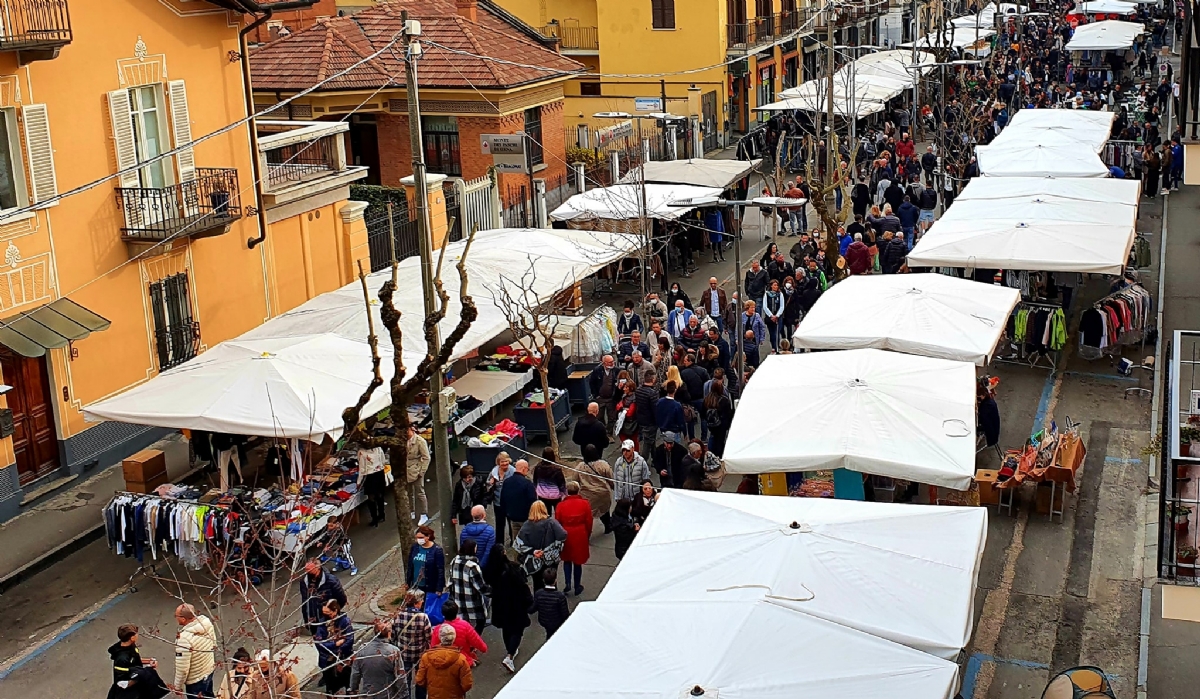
365,199,419,271
451,173,501,237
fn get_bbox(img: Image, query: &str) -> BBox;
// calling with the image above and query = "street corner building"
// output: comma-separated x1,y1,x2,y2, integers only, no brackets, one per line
248,0,583,215
0,0,378,521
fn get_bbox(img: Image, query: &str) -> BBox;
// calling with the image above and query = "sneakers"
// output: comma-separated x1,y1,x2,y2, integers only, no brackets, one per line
502,656,516,673
418,514,430,526
574,585,585,597
350,566,359,576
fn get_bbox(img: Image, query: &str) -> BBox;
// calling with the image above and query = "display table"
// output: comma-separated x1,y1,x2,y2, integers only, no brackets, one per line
514,391,571,439
451,368,534,435
268,491,364,554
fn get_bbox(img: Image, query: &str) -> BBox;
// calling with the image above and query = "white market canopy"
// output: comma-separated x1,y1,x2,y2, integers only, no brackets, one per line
907,176,1139,273
951,2,1030,27
1073,0,1139,14
792,274,1020,365
493,599,960,699
1065,20,1145,50
549,183,723,222
723,349,977,489
756,95,888,118
768,50,933,117
599,490,988,660
86,229,638,439
902,26,997,49
976,142,1110,177
618,158,761,189
993,108,1116,154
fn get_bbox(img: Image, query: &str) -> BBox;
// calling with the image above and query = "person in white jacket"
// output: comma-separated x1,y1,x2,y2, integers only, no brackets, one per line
173,604,216,697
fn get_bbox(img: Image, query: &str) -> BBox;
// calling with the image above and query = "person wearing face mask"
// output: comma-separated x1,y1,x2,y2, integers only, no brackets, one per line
616,300,643,342
781,276,804,341
761,280,786,353
665,283,691,312
644,292,668,326
667,300,693,339
406,526,446,597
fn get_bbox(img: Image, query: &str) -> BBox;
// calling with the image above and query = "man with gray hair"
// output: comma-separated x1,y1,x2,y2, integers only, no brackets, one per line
845,232,872,275
350,619,405,699
498,459,536,542
172,603,216,698
417,624,473,699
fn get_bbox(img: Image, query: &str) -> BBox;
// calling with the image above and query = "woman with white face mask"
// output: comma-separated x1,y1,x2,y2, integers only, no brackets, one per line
405,525,445,597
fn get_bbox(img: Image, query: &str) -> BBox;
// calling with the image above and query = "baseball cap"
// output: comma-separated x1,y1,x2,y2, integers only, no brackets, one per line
621,439,635,451
661,431,678,444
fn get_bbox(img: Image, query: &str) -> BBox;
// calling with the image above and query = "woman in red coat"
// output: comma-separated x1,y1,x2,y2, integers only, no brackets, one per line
554,481,594,597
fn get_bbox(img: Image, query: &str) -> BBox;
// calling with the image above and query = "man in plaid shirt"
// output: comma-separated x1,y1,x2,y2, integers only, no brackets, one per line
393,588,431,694
445,539,490,633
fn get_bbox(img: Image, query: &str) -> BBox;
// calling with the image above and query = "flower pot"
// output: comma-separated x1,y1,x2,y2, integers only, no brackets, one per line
1179,554,1197,566
209,191,230,215
1176,519,1190,535
1179,463,1191,479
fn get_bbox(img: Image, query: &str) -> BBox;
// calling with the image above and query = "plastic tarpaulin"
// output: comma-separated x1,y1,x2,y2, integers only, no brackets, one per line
768,50,933,117
85,229,638,438
549,183,723,222
792,274,1020,364
993,108,1116,154
1065,20,1145,50
723,349,977,489
976,142,1110,177
906,179,1138,273
618,158,761,189
599,490,988,660
1073,0,1139,15
493,599,960,699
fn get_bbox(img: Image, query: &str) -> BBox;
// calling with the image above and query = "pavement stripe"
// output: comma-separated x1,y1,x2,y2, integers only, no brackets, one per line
0,588,127,680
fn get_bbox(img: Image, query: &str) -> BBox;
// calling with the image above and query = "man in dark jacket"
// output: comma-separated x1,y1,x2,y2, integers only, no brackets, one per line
653,432,687,488
108,624,148,699
633,373,660,462
654,381,687,438
499,460,537,535
789,233,816,268
743,261,769,311
587,354,620,426
921,146,938,186
767,253,794,285
679,354,710,439
880,231,908,274
883,180,905,213
850,179,872,218
896,196,920,249
572,402,609,453
706,328,731,372
300,560,348,630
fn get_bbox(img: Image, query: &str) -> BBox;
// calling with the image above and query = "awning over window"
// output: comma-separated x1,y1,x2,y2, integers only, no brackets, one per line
0,298,111,358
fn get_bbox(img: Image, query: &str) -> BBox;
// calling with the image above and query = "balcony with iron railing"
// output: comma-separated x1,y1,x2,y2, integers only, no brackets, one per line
116,168,243,244
728,10,811,53
538,23,599,53
0,0,72,64
257,120,368,208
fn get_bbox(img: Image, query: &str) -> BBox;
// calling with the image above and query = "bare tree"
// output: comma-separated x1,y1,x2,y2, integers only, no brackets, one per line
341,231,478,570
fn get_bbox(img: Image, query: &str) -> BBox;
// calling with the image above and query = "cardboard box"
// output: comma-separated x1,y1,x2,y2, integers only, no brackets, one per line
125,471,169,494
975,469,1001,506
122,449,165,484
1035,482,1055,515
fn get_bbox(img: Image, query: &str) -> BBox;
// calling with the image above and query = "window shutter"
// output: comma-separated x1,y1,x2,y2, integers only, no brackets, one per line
107,89,141,189
167,81,196,183
21,104,57,205
663,0,675,28
651,0,662,27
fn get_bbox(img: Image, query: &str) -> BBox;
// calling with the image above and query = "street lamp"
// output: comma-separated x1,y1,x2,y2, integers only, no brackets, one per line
593,111,687,300
667,195,805,379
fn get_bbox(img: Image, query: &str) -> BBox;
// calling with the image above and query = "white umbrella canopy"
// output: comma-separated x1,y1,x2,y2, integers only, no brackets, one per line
1074,0,1139,15
995,109,1116,154
84,335,397,440
494,599,960,699
792,274,1020,364
618,158,762,189
976,142,1110,177
906,218,1135,273
549,183,723,221
953,175,1139,204
723,349,977,489
1065,19,1145,50
599,490,988,660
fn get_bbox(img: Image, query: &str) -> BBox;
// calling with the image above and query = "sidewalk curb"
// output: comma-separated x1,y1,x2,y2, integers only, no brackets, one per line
0,523,105,595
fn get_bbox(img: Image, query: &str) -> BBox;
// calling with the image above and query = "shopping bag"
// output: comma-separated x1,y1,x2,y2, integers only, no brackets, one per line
424,591,449,626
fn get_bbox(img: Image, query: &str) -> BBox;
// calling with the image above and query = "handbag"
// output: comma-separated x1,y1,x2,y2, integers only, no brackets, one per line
424,591,449,626
519,539,564,576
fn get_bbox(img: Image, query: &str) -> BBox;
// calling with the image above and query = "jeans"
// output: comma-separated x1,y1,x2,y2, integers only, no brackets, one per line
903,227,915,250
835,187,843,212
787,210,802,234
562,561,583,591
765,319,781,351
494,504,509,544
690,399,708,440
708,428,729,457
186,675,215,699
638,425,658,463
502,626,525,656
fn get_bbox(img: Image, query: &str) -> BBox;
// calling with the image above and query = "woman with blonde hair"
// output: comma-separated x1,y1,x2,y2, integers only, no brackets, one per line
512,500,566,577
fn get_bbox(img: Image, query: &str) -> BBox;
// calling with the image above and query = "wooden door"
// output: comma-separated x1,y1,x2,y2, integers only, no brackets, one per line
0,348,60,486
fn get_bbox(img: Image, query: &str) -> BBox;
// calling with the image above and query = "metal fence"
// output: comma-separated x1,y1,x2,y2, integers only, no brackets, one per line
365,200,419,272
263,133,342,190
0,0,72,50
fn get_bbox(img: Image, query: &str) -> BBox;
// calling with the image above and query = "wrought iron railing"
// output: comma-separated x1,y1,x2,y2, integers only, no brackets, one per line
728,11,810,49
116,168,243,241
0,0,72,51
155,321,201,371
264,133,341,189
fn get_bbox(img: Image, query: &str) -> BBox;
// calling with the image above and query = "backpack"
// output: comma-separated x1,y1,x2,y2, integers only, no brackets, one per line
705,406,724,430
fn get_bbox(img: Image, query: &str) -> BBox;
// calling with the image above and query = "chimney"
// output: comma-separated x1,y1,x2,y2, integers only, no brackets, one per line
455,0,478,22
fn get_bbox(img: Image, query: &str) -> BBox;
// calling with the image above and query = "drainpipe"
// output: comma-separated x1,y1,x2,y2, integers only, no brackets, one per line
233,0,316,249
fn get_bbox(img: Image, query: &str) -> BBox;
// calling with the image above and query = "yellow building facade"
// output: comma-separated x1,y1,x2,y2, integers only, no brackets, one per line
0,0,368,519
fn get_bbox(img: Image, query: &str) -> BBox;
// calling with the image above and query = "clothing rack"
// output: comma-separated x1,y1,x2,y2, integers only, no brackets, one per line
1079,282,1152,361
996,300,1066,370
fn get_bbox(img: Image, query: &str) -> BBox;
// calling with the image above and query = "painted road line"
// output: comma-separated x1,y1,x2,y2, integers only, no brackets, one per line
1106,456,1144,464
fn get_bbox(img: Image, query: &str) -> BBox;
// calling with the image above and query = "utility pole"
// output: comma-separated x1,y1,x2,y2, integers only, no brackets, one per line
911,0,920,138
402,12,456,556
826,10,835,177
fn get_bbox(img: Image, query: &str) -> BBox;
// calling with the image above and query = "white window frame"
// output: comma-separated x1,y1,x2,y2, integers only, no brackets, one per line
0,107,30,215
128,85,174,189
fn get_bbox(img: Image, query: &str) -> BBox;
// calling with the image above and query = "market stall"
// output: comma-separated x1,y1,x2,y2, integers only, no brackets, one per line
1070,0,1139,18
1064,19,1145,51
792,274,1021,365
723,349,978,492
975,142,1110,178
599,490,987,660
618,158,762,189
493,599,960,699
990,109,1116,154
549,183,723,231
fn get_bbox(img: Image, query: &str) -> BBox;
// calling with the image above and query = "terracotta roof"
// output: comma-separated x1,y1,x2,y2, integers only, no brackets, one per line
250,0,584,91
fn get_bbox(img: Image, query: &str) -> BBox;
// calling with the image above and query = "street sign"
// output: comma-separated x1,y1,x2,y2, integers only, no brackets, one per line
634,97,663,112
481,134,527,173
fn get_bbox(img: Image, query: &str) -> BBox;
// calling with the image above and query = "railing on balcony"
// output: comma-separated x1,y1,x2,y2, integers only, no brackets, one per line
0,0,72,53
264,133,341,189
538,24,599,51
728,10,810,51
155,321,201,371
116,168,243,242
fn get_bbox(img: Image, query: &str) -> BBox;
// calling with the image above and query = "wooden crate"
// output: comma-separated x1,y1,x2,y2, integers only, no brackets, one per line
122,449,165,484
